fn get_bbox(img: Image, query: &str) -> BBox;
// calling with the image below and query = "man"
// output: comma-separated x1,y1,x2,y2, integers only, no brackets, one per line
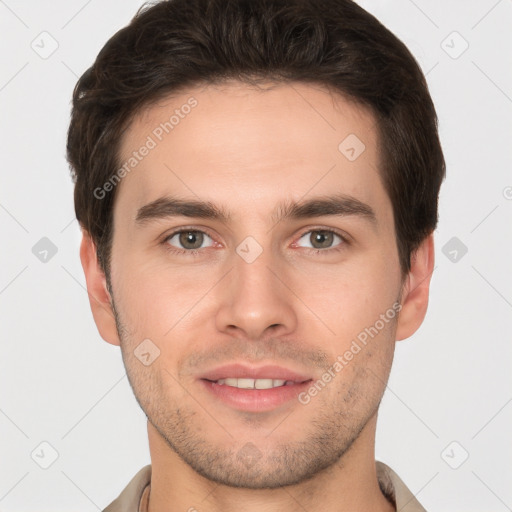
66,0,445,510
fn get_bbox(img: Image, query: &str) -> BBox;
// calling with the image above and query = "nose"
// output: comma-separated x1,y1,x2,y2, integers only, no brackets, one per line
214,247,298,342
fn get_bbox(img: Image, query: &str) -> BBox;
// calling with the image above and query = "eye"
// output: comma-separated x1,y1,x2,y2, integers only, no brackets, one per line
295,229,346,251
165,230,215,252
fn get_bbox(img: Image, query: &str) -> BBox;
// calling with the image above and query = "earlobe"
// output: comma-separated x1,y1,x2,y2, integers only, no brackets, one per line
395,234,435,341
79,231,121,346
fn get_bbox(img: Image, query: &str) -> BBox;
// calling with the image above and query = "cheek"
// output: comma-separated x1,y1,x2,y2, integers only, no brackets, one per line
290,250,401,341
112,252,218,342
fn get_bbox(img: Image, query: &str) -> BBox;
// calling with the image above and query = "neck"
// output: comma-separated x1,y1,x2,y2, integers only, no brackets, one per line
146,415,394,512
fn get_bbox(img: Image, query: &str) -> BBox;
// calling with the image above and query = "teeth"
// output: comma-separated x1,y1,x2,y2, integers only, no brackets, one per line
216,378,288,389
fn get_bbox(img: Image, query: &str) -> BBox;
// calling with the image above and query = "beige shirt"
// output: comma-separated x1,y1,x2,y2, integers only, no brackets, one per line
103,461,426,512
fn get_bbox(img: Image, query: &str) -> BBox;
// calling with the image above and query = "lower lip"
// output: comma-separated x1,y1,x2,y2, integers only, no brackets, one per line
200,379,312,412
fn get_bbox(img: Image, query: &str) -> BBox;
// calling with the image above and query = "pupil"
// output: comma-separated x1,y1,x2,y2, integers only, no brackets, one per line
180,231,203,249
312,231,332,248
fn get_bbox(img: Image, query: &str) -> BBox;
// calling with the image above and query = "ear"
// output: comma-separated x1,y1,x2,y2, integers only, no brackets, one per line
79,230,121,346
395,233,435,341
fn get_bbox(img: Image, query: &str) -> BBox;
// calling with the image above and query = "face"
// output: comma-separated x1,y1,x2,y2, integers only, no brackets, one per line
92,81,416,488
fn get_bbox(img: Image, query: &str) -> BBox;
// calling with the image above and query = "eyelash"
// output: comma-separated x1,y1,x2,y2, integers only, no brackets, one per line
162,227,350,257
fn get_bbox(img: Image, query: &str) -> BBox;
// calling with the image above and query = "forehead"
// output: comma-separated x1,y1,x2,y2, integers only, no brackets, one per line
115,80,387,225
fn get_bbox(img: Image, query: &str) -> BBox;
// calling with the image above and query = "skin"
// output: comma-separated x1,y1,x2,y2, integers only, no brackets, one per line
80,81,434,512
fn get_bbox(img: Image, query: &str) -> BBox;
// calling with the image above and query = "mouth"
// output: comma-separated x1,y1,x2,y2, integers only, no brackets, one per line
198,364,313,412
213,378,300,389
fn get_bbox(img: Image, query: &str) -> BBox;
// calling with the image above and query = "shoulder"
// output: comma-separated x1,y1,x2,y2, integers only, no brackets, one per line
376,461,427,512
103,465,152,512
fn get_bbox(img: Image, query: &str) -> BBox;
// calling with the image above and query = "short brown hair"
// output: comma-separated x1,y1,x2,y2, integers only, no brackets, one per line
67,0,445,276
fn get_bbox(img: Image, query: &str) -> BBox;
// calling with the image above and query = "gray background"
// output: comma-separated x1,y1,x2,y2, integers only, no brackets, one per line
1,0,511,510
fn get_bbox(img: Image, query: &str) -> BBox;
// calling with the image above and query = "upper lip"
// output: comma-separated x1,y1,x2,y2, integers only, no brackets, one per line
199,363,312,383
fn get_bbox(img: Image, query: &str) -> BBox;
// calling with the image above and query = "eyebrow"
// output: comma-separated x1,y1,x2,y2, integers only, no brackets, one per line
135,193,377,227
